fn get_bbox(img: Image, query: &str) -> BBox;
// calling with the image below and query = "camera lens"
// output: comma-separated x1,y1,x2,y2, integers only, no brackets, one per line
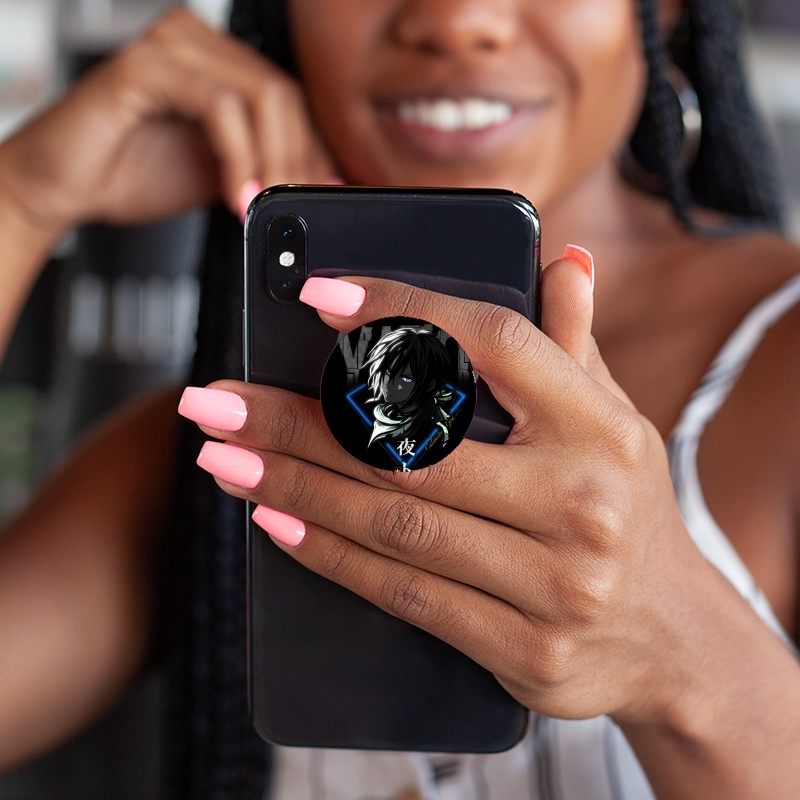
267,214,306,303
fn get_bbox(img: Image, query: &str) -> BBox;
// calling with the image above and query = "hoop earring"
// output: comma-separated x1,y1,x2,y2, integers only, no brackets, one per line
619,64,702,193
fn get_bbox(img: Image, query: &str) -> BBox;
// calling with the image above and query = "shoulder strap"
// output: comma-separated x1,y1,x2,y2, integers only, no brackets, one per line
667,273,800,647
670,273,800,443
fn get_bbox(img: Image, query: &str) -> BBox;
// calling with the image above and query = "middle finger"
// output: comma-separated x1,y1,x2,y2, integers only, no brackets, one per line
207,444,563,618
192,379,573,536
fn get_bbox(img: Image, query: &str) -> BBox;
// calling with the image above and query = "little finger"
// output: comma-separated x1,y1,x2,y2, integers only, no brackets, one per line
199,443,561,614
256,512,540,689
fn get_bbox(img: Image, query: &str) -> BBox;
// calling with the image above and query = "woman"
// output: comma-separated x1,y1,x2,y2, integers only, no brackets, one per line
0,0,798,798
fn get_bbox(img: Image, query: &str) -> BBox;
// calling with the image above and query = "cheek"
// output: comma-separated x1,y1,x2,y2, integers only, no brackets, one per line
556,0,647,170
479,0,647,208
289,0,383,152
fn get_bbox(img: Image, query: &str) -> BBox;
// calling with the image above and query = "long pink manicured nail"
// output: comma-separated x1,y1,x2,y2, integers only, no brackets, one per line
197,441,263,488
238,179,262,223
179,387,247,431
252,505,306,547
561,244,595,293
299,277,365,317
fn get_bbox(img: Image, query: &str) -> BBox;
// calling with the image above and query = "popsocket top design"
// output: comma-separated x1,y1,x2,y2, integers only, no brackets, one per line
321,317,476,471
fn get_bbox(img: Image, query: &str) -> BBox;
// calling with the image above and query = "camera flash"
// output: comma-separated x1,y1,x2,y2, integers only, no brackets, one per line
279,251,295,267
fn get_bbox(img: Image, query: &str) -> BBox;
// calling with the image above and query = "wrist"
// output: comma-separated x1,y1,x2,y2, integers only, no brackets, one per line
0,168,68,352
0,178,67,262
613,556,800,797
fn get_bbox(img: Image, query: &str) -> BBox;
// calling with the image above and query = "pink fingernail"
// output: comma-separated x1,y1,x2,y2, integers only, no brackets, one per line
561,244,595,293
196,441,263,488
238,179,262,223
252,505,306,547
299,277,365,317
179,387,247,431
325,176,345,185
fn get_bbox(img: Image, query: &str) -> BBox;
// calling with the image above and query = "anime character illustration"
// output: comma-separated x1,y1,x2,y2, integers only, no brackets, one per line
362,326,455,452
321,319,474,471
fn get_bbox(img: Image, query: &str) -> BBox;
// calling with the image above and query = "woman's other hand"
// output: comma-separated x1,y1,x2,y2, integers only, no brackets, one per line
0,7,337,236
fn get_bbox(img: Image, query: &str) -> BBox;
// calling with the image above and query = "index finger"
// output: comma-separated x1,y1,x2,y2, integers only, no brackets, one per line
299,275,601,431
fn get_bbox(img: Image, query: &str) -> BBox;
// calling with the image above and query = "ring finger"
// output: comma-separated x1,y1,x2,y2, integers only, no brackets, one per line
199,443,562,619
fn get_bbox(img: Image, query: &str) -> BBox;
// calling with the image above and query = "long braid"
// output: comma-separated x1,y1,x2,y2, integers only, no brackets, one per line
631,0,782,229
163,208,269,800
630,0,696,227
681,0,783,225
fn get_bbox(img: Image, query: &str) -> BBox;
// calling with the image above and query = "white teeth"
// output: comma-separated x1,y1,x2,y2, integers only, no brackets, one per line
397,98,513,132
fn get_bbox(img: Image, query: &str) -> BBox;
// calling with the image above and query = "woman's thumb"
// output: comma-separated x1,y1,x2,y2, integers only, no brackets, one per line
541,245,634,407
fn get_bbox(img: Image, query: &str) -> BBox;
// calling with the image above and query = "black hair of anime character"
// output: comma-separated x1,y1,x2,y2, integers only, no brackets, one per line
362,327,454,449
230,0,784,231
163,3,785,798
365,327,451,408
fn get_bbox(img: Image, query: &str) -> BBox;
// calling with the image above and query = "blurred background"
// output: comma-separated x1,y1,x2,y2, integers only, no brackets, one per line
0,0,797,796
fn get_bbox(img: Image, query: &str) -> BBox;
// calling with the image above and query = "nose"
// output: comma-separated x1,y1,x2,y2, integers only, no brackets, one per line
390,0,518,57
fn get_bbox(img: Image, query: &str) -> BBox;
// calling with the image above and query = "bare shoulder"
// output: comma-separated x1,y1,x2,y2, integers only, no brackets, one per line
699,229,800,465
695,230,800,635
698,228,800,298
712,231,800,389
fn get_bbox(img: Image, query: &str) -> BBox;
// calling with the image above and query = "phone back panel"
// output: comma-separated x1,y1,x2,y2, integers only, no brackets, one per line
245,187,539,752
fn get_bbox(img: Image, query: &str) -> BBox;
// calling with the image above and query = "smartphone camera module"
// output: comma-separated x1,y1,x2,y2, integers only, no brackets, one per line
266,214,307,303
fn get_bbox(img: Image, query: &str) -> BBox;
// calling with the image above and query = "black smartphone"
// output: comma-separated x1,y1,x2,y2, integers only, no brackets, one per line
244,185,540,753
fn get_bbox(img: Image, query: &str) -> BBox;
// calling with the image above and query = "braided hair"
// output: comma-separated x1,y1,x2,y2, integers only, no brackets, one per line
632,0,783,228
162,2,783,798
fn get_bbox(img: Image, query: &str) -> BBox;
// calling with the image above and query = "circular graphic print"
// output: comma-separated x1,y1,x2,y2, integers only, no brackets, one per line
321,317,476,472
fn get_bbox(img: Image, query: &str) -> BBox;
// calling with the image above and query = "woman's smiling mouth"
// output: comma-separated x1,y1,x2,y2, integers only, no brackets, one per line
397,97,513,131
377,94,552,161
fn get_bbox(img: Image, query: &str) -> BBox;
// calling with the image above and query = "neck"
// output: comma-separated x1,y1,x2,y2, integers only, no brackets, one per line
542,159,682,256
537,158,692,325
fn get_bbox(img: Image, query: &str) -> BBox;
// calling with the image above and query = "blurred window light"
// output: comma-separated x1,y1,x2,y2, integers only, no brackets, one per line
0,0,56,139
187,0,231,29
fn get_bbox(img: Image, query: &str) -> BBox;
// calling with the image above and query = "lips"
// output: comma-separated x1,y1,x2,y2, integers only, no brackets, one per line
396,97,514,132
373,83,553,162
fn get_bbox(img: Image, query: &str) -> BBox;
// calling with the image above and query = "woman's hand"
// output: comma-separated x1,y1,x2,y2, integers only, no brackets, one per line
181,257,800,797
182,256,715,727
0,7,336,236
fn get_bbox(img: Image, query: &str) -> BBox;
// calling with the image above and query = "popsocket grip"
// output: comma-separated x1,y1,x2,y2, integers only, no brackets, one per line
321,317,476,472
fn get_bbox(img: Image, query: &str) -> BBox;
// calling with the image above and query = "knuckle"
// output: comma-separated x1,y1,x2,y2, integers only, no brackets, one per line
209,88,240,115
270,400,307,452
316,535,352,582
602,404,649,472
382,570,442,627
373,495,439,558
559,557,619,623
106,46,159,115
391,281,427,319
480,305,539,364
531,630,576,688
282,460,316,514
561,477,628,553
399,451,456,495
